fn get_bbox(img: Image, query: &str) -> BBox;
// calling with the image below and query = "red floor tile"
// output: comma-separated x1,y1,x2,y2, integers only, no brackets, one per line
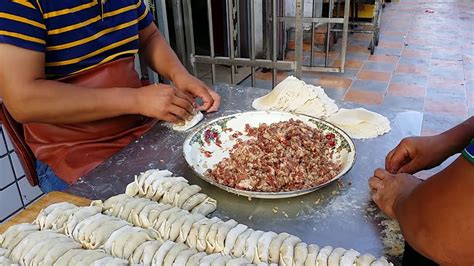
395,64,429,75
379,40,404,49
401,48,431,58
357,70,391,82
332,59,364,69
367,55,399,64
343,89,384,105
317,76,353,89
388,83,426,98
428,76,465,90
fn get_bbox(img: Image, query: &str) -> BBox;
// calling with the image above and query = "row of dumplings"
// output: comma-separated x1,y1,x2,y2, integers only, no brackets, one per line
99,195,393,266
124,169,217,216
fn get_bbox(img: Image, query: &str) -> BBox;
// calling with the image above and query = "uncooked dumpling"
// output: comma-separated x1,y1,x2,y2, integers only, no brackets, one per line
171,111,204,131
304,244,320,266
152,240,176,266
371,257,393,266
223,224,248,255
256,231,277,263
163,242,189,265
340,249,361,266
244,230,264,263
326,108,390,139
316,246,334,266
174,249,198,265
268,232,290,264
356,253,376,266
215,219,238,253
328,247,346,266
231,229,254,258
279,235,302,266
294,242,308,266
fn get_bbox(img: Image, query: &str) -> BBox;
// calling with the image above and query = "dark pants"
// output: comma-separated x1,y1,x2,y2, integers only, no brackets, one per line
403,242,438,266
36,160,69,193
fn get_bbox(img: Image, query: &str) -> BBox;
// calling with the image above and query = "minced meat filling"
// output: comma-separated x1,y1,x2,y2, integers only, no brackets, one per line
207,119,342,192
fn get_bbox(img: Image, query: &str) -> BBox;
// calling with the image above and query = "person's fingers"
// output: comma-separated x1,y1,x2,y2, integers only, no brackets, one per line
175,89,195,106
206,89,221,113
385,148,396,173
168,105,191,120
368,176,382,191
374,168,391,180
172,95,194,114
161,113,179,123
386,145,410,174
397,159,421,174
193,86,214,111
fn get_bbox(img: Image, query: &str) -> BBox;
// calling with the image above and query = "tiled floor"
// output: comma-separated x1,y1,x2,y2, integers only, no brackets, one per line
239,0,473,136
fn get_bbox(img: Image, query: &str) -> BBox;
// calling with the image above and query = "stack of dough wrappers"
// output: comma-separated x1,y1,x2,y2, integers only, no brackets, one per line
0,168,393,266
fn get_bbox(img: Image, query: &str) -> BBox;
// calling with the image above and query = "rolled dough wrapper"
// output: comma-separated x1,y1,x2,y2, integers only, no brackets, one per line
139,204,173,228
173,248,198,266
304,244,320,266
38,240,82,265
244,230,265,263
268,232,290,264
65,206,102,236
172,111,204,131
93,256,128,266
181,193,207,211
226,257,252,266
223,224,248,255
152,240,176,266
88,219,129,249
355,254,376,266
215,219,238,253
162,210,188,240
0,223,39,249
178,214,205,244
326,108,391,139
206,221,224,254
186,252,207,266
155,207,182,236
198,253,222,266
143,240,164,265
197,217,221,252
231,229,254,258
371,257,392,266
176,185,201,208
53,249,84,265
328,247,346,266
161,181,188,205
123,228,157,260
316,246,334,266
294,242,308,266
256,231,277,263
210,255,232,266
340,249,361,266
154,178,189,202
130,200,156,226
169,213,190,242
163,243,189,266
279,235,302,266
190,197,217,216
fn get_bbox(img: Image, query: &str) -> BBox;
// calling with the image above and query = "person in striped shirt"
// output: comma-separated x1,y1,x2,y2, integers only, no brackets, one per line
0,1,220,192
369,117,474,265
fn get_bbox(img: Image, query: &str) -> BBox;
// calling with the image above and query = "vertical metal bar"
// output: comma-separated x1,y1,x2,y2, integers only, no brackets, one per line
156,0,170,42
264,0,272,60
236,0,241,66
295,0,304,78
249,0,256,87
206,0,216,84
339,0,350,73
310,0,317,67
325,0,334,67
226,0,236,84
172,0,186,65
182,0,197,76
271,0,277,87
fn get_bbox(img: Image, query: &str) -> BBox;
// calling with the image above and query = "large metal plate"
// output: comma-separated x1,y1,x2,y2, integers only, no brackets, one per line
183,111,356,199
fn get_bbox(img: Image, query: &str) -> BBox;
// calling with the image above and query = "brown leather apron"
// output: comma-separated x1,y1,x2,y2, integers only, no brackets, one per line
24,57,156,184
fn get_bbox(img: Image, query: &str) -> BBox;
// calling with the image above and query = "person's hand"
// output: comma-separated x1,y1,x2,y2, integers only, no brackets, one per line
136,83,194,122
172,73,221,112
368,169,421,219
385,135,451,174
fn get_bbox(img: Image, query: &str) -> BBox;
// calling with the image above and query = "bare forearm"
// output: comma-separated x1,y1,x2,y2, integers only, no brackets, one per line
4,79,139,124
439,116,474,156
139,24,189,82
394,156,474,264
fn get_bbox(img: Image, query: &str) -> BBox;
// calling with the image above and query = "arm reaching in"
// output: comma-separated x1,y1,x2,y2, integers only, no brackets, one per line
385,117,474,174
138,23,221,112
369,157,474,265
0,44,193,124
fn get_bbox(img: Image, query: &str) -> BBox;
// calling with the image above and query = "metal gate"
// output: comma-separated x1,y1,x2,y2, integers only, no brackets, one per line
156,0,351,88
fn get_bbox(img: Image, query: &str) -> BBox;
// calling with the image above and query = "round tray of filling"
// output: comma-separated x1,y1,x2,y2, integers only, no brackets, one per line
183,111,356,199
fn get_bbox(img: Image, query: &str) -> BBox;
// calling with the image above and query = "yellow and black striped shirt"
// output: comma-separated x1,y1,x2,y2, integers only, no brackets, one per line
0,0,153,77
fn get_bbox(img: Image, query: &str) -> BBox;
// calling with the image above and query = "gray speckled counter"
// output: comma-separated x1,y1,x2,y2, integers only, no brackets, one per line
67,84,423,265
